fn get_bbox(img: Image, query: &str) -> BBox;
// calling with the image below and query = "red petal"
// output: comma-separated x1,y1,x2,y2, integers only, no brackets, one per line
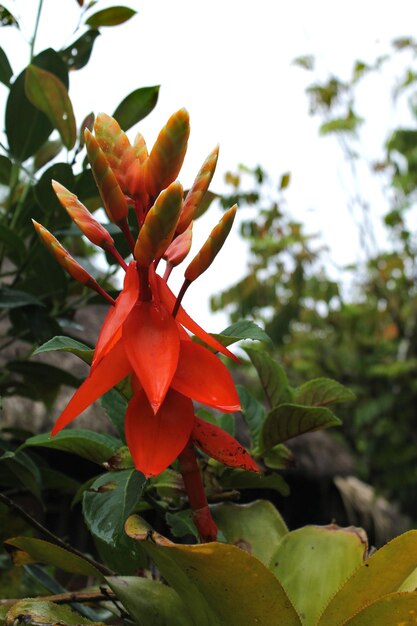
92,262,139,369
125,388,195,477
52,340,131,435
192,417,259,472
156,275,239,362
171,341,241,412
123,301,180,413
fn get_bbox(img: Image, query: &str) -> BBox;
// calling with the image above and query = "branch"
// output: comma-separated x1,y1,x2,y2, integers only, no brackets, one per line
0,589,116,607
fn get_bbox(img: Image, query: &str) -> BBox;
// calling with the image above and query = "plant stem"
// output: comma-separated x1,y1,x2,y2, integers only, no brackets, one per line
178,439,218,542
30,0,44,61
0,589,116,607
0,492,114,576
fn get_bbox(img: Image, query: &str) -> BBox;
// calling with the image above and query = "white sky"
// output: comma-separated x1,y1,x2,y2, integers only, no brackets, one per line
2,0,417,330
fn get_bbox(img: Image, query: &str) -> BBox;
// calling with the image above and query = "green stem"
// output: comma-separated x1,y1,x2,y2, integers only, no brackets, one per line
30,0,44,61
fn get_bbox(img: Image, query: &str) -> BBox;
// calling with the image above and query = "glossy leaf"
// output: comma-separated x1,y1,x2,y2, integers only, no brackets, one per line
5,600,104,625
0,45,12,85
342,593,417,625
261,403,342,450
113,85,160,131
214,320,272,346
212,501,288,566
318,530,417,626
270,525,367,626
125,516,302,626
245,347,293,408
33,335,93,364
20,429,120,465
294,377,355,407
107,576,193,626
86,6,136,27
101,389,128,441
5,537,103,578
61,29,100,70
25,64,76,149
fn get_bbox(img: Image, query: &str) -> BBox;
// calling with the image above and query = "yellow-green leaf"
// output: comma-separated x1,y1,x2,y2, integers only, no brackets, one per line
342,592,417,625
25,64,76,149
5,600,105,625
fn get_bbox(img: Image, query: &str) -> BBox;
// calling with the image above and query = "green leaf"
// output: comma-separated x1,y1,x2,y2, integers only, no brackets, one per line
34,162,75,221
212,320,272,347
0,224,25,263
7,361,81,389
0,447,42,500
125,516,302,626
220,468,290,496
21,429,120,465
5,537,103,578
100,388,127,440
34,138,63,170
0,45,12,86
61,29,100,70
0,287,43,308
212,500,288,566
263,443,294,469
25,64,76,149
237,384,266,448
342,593,417,625
166,510,199,540
5,600,105,625
261,404,342,451
33,335,93,364
107,576,193,626
0,154,12,184
82,470,146,552
294,377,355,407
0,6,19,28
270,525,367,626
86,6,137,27
318,530,417,626
245,347,293,408
6,48,69,161
113,85,160,131
104,445,133,470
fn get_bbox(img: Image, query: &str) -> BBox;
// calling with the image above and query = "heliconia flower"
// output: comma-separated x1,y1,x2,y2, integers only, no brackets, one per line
176,145,219,235
145,108,190,200
36,109,259,481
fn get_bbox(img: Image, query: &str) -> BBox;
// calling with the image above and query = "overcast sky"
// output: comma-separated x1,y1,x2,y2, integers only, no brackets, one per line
2,0,417,329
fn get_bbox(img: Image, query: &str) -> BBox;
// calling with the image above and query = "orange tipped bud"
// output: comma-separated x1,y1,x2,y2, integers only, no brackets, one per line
32,219,92,285
164,223,193,267
52,180,115,249
184,204,237,282
94,113,136,193
84,128,129,224
176,146,219,234
133,132,148,163
145,108,190,199
134,181,183,267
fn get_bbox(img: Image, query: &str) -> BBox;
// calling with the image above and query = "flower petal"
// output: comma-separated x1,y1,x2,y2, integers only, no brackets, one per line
125,388,195,477
192,417,259,472
52,340,131,435
123,300,180,413
92,262,139,369
156,275,239,362
171,341,241,412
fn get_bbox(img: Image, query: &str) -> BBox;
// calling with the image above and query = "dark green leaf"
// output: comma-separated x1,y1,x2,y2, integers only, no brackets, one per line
0,446,42,500
21,429,120,465
294,377,355,407
113,85,160,131
33,335,93,364
34,138,63,170
105,445,133,470
216,412,235,436
237,384,266,448
85,6,137,27
0,287,43,308
35,163,75,222
166,510,199,539
0,5,18,27
245,347,293,408
25,64,76,149
0,224,25,263
0,45,12,85
61,29,100,70
7,360,81,389
263,444,294,469
261,403,341,450
6,49,69,161
213,320,272,347
100,389,128,440
220,468,290,496
194,190,218,219
0,154,12,184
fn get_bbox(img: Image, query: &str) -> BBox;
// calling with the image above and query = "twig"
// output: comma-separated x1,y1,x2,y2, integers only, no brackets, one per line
0,589,116,607
0,491,114,576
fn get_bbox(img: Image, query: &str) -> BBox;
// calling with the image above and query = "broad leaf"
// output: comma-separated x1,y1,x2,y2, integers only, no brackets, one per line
5,537,103,578
5,600,104,625
107,576,193,626
342,593,417,625
245,347,292,408
20,429,120,465
125,516,302,626
0,224,25,263
294,377,355,407
0,287,43,308
61,29,100,70
166,510,199,540
237,384,266,448
0,447,42,501
100,389,127,440
220,468,290,496
263,443,294,469
113,85,160,131
86,6,136,27
33,335,93,364
0,154,12,184
215,320,272,346
261,403,341,451
25,64,76,149
34,162,75,221
0,45,12,86
212,501,288,566
7,360,80,389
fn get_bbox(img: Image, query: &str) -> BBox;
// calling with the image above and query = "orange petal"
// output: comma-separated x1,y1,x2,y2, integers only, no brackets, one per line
92,262,139,370
192,417,260,472
156,275,239,362
125,388,195,477
171,341,241,412
52,340,131,435
122,300,180,413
